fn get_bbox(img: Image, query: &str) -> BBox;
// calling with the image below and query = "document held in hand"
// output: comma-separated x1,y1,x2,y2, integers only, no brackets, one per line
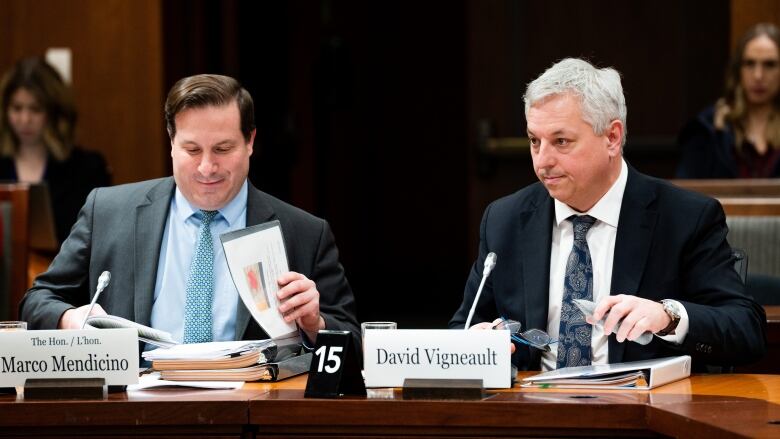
521,355,691,390
220,220,299,339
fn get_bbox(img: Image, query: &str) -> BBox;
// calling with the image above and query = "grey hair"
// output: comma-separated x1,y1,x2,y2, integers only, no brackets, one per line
523,58,627,146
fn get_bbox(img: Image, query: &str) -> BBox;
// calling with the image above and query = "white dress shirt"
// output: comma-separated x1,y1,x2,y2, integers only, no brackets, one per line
540,159,689,371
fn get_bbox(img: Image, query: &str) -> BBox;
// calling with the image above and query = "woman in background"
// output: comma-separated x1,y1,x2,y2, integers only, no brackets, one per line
677,23,780,178
0,57,110,244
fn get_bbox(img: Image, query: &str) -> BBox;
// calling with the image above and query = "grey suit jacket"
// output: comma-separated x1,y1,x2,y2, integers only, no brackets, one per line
20,177,359,344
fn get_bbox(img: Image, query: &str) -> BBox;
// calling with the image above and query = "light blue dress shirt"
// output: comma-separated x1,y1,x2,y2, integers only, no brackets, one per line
150,180,248,343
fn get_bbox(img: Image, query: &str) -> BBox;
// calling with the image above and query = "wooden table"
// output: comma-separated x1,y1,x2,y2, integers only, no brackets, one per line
1,373,779,438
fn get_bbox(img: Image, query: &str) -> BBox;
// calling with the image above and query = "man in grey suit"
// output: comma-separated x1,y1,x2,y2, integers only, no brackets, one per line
20,74,359,346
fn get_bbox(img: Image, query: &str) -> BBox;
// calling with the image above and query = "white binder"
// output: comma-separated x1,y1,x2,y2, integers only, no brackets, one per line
521,355,691,390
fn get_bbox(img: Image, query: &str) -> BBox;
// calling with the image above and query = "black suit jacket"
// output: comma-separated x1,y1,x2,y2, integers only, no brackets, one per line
20,177,359,345
450,167,766,371
0,147,111,243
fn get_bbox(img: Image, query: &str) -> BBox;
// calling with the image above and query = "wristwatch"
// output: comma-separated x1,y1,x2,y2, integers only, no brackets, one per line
657,299,681,336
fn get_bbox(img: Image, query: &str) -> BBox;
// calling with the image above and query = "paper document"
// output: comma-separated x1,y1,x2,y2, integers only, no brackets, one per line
128,373,244,390
522,355,691,390
220,221,298,339
86,315,178,348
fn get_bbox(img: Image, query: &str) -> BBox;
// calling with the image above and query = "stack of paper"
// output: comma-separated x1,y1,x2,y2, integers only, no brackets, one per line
150,349,263,370
523,370,648,388
157,354,312,382
142,339,310,382
142,340,276,361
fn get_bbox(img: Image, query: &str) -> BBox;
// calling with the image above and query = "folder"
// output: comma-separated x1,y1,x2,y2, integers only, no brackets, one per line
521,355,691,390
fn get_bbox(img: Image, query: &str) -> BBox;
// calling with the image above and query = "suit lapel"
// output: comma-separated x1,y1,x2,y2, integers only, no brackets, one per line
609,167,657,363
134,178,176,326
519,191,554,368
234,184,276,340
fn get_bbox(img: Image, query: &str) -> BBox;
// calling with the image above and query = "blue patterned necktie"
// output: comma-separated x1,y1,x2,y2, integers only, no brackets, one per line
557,215,597,369
183,210,218,344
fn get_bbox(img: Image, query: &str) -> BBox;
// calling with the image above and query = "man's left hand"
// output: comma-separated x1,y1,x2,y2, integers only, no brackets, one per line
588,294,671,342
277,271,326,342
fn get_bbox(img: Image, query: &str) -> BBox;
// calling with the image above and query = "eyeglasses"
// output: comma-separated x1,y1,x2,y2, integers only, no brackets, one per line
492,317,558,352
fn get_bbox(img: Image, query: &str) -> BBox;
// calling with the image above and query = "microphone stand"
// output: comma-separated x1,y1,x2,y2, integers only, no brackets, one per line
464,253,496,329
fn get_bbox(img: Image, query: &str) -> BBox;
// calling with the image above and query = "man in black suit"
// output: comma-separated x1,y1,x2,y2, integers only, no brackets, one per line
450,58,766,371
21,74,358,347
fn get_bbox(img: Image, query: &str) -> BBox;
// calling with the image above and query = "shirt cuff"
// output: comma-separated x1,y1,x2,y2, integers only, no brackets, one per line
299,328,316,351
657,299,689,344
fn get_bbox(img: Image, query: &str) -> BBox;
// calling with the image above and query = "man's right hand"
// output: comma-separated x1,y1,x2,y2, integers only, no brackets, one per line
58,304,108,329
469,318,516,354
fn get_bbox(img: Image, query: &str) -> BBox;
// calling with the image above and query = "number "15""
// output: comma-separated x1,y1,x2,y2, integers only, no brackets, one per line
314,345,343,373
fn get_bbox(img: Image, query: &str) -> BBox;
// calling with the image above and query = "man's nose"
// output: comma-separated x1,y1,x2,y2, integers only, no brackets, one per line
198,152,218,175
534,141,556,168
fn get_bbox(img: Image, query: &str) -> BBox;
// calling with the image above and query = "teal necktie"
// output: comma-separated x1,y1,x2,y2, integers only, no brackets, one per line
183,210,218,343
557,215,597,368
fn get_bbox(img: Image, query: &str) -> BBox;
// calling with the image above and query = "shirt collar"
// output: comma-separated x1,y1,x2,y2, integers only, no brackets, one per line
554,158,627,228
173,179,248,226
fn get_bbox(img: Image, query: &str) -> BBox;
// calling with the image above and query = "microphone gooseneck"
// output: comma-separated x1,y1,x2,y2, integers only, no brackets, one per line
464,252,497,329
80,270,112,329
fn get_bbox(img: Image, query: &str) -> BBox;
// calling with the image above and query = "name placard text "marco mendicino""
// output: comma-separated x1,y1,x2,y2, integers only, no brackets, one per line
0,329,139,386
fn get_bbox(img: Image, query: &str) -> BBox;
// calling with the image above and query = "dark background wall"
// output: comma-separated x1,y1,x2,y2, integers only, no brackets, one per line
0,0,166,184
3,0,779,328
163,0,470,327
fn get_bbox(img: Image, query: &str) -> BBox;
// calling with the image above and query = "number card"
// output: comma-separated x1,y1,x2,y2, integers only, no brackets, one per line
304,330,365,398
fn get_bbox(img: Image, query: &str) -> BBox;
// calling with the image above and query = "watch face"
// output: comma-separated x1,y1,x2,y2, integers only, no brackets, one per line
658,300,681,336
663,301,681,320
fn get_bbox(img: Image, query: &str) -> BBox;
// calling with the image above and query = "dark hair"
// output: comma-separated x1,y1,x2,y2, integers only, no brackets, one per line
0,57,76,160
165,74,255,142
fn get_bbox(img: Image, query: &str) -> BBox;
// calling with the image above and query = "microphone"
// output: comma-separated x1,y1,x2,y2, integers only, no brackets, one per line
80,271,111,329
482,252,497,276
464,252,497,329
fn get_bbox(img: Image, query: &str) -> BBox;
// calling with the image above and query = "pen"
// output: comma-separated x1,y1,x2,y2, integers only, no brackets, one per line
80,271,111,329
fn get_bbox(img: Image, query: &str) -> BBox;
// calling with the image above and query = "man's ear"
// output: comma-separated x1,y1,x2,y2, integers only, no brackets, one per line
247,129,257,156
606,120,624,157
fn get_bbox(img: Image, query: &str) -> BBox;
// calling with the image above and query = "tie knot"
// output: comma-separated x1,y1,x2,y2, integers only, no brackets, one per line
199,210,218,225
568,215,596,241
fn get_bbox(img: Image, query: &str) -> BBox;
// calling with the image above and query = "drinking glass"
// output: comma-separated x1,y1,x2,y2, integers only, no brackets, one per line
0,321,27,331
0,321,27,396
361,321,397,360
361,321,397,398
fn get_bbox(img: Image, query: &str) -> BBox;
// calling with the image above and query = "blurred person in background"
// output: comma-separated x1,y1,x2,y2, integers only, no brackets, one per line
677,23,780,178
0,57,111,243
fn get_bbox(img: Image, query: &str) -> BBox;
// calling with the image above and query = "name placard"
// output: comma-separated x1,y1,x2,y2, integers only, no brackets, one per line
363,329,511,388
0,329,139,386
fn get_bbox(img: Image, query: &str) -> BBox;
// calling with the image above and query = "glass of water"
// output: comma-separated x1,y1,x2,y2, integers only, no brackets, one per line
0,321,27,396
360,321,397,399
